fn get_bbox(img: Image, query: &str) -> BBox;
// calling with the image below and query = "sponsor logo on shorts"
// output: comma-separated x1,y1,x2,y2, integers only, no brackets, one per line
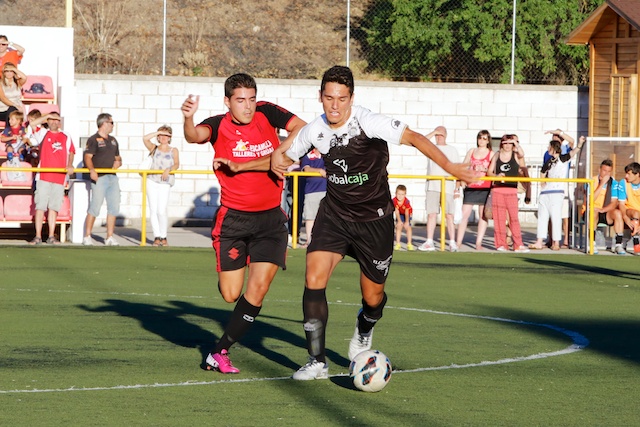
373,255,392,277
228,247,240,260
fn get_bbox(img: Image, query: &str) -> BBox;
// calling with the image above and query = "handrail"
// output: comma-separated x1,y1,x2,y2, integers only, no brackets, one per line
0,166,597,254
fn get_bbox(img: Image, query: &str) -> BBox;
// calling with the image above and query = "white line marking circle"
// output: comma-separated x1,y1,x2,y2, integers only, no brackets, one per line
0,293,589,394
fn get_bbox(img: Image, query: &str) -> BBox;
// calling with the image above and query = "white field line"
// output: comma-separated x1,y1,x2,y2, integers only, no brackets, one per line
0,291,589,394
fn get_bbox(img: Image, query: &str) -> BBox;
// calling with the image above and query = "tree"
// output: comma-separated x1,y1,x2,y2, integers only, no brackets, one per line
355,0,605,84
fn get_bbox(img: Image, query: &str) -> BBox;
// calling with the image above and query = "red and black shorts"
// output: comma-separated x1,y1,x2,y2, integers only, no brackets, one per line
211,206,288,272
308,202,394,284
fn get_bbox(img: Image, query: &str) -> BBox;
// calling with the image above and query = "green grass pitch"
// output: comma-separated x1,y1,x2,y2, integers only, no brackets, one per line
1,246,639,426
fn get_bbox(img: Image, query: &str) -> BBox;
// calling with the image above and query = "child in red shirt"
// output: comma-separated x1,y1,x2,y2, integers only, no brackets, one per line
393,184,414,250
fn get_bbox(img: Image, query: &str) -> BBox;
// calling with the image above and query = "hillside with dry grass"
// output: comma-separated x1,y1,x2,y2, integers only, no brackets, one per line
1,0,367,79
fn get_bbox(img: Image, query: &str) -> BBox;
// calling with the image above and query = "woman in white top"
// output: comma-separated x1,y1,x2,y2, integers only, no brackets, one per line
142,125,180,247
0,62,26,126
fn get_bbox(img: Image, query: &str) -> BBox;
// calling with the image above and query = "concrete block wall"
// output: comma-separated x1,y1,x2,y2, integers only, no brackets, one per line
75,74,588,224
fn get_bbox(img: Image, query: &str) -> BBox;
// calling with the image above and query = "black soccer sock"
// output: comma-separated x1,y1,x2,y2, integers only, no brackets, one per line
358,292,387,335
634,235,640,245
213,295,261,354
616,233,624,245
302,288,328,363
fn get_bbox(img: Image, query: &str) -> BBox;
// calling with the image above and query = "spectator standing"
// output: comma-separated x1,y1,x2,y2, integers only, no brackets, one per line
393,184,414,250
617,162,640,255
487,134,530,252
142,126,180,247
29,112,75,245
528,137,583,250
544,129,575,248
0,36,25,69
455,130,494,250
83,113,122,246
592,159,626,254
300,148,326,247
0,62,26,127
182,73,306,374
270,65,476,380
418,126,460,252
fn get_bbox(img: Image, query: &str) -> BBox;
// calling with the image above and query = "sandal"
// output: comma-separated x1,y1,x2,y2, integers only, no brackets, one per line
551,245,560,251
160,238,168,247
29,237,42,245
560,244,569,249
152,237,162,247
528,243,544,250
46,236,61,245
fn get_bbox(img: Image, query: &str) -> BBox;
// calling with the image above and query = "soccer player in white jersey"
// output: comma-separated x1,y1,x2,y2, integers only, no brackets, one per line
271,65,477,380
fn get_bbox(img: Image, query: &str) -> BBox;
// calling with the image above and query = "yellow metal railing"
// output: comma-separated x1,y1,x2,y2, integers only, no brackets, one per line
0,165,597,254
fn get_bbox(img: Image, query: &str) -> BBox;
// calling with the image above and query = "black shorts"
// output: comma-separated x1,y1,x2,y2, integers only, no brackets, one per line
308,202,394,284
211,206,288,272
598,212,610,225
463,188,490,205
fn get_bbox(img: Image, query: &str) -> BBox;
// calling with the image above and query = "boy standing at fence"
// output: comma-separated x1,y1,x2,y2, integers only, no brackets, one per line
393,184,414,250
29,112,75,245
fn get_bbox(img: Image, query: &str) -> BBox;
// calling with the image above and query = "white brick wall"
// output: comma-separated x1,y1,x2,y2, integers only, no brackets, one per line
74,74,588,224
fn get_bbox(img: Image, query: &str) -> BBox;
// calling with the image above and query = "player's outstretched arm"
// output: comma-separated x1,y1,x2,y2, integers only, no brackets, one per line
400,128,478,184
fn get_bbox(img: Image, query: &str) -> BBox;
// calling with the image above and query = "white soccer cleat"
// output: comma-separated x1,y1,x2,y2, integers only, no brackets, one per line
292,357,329,380
348,323,373,361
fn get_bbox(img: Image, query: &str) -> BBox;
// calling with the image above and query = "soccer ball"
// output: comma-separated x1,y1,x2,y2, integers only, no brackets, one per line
349,349,392,392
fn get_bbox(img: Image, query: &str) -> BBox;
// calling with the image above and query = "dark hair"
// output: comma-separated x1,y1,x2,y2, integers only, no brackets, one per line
549,140,561,154
396,184,407,192
624,162,640,174
97,113,112,128
321,65,354,96
477,130,491,148
601,159,613,168
224,73,256,98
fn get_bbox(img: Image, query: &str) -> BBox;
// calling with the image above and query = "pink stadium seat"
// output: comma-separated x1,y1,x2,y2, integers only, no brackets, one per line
21,75,55,103
56,196,71,221
0,142,7,158
0,196,4,220
25,103,60,116
1,161,33,187
3,194,34,221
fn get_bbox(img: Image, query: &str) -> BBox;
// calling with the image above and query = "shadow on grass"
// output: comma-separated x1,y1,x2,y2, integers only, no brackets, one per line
77,299,350,371
472,305,640,366
523,257,640,281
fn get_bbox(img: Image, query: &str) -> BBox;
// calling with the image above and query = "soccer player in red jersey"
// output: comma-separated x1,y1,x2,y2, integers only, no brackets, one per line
181,73,306,373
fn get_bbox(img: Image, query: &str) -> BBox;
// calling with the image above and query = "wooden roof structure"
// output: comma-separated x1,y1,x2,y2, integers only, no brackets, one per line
566,0,640,178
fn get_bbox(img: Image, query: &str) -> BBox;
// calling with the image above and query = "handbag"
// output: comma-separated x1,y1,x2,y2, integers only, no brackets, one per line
483,190,493,220
138,148,156,176
453,195,463,225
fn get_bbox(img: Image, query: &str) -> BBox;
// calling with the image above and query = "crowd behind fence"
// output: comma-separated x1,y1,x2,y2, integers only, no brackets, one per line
0,165,598,254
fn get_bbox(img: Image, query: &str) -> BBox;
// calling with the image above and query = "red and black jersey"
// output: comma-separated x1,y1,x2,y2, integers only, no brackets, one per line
197,101,296,212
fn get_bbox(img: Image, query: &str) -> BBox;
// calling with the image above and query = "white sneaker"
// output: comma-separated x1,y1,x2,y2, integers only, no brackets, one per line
348,323,373,361
292,357,329,380
82,236,94,246
418,240,436,252
614,244,627,255
105,236,119,246
449,240,458,252
496,246,507,252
